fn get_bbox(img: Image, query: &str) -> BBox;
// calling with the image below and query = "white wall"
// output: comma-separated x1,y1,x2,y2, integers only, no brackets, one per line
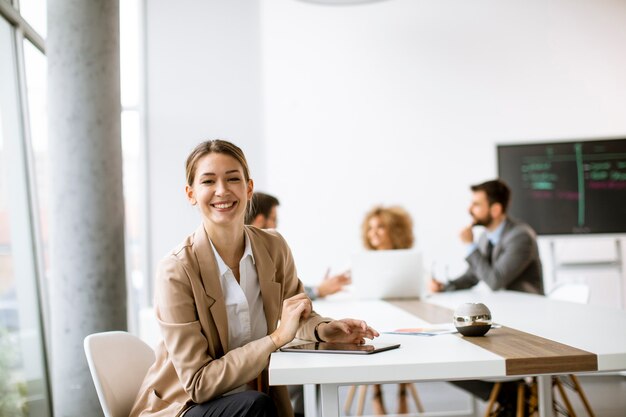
145,0,626,294
145,0,265,273
260,0,626,285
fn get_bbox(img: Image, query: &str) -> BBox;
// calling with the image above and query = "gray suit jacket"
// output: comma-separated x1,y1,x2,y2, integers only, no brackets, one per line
445,217,544,295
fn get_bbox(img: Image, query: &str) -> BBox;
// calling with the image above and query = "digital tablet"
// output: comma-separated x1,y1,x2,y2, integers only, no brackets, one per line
280,342,400,354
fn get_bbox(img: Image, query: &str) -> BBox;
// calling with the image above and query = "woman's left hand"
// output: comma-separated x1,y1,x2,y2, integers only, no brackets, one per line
317,319,379,344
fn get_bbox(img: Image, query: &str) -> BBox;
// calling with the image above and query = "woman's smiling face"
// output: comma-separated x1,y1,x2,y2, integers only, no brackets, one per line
366,215,393,250
186,152,253,227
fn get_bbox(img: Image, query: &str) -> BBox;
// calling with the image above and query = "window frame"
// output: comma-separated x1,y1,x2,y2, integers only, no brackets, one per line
0,1,51,415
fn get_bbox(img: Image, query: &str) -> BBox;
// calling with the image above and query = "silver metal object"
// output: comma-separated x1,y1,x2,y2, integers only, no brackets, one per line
453,302,492,336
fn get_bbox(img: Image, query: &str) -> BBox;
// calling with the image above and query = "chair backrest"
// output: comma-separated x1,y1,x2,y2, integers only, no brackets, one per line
84,331,155,417
548,282,591,304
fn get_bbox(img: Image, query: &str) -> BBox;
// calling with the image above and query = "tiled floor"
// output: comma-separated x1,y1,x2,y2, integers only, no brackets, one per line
338,374,626,416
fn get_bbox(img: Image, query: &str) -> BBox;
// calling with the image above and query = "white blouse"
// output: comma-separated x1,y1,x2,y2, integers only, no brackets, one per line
209,232,268,394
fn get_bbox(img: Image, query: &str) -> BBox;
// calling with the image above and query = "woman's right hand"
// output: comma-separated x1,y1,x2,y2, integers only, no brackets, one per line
270,293,312,348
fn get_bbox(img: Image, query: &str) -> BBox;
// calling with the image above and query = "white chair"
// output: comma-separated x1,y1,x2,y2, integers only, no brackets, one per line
84,331,155,417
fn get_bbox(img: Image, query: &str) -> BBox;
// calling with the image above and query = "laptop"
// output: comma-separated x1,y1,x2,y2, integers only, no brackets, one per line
350,249,424,300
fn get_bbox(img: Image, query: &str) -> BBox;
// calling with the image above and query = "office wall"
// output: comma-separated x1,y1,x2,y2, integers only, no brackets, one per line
145,0,265,271
146,0,626,295
260,0,626,284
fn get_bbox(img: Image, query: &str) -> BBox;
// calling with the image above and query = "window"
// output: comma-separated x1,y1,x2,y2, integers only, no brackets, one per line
0,2,148,414
120,0,149,332
16,0,46,38
0,13,51,417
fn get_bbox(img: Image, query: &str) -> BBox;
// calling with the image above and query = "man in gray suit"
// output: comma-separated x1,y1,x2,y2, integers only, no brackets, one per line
430,179,544,295
429,179,544,416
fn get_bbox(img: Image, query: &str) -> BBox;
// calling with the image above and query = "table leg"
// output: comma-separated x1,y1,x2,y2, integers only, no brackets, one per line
303,384,318,417
320,384,340,417
537,375,554,417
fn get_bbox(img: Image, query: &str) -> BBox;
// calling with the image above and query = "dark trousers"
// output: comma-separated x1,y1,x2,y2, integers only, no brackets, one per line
450,380,495,401
184,391,278,417
451,379,521,405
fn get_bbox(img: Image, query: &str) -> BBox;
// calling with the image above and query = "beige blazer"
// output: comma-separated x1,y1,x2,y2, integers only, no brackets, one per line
129,225,329,417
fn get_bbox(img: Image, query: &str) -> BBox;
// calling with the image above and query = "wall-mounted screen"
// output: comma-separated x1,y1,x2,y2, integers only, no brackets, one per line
497,138,626,235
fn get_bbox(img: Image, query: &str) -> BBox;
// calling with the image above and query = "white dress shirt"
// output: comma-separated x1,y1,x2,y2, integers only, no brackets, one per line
209,231,268,394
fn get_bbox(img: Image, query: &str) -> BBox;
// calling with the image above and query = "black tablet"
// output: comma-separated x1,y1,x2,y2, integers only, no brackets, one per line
280,342,400,354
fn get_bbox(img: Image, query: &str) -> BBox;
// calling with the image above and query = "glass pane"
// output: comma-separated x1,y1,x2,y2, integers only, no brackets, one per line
18,0,47,38
120,0,148,331
0,17,51,417
122,110,148,329
120,0,140,107
23,40,48,273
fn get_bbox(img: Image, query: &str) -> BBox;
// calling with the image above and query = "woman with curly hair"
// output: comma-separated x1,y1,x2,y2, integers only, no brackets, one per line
361,206,416,415
361,206,414,252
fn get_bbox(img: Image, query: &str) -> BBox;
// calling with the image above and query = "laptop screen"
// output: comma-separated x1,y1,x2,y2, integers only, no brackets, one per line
349,249,424,300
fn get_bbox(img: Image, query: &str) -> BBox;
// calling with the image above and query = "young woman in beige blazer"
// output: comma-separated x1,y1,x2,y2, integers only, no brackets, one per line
129,140,378,417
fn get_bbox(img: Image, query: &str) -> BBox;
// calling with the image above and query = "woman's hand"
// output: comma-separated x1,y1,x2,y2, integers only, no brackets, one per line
270,293,312,348
317,319,379,344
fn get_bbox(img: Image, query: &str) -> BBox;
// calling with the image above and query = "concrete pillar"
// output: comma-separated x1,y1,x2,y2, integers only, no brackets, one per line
47,1,126,416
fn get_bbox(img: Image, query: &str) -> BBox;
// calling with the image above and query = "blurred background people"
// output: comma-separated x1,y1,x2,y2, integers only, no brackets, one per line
245,192,351,300
360,205,415,415
245,191,352,416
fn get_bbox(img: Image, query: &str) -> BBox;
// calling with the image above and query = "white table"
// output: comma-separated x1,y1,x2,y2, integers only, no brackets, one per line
269,290,626,417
